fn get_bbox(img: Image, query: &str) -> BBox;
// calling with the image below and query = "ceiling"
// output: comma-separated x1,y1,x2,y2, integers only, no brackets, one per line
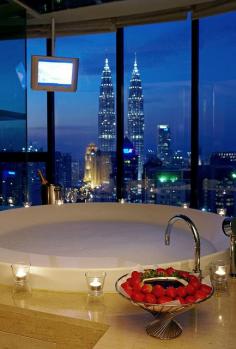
14,0,124,15
0,0,235,38
11,0,217,25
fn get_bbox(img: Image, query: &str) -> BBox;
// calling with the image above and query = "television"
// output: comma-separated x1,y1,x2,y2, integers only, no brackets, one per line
31,55,79,92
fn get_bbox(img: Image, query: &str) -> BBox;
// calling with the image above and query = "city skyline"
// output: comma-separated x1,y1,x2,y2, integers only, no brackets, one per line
1,12,236,162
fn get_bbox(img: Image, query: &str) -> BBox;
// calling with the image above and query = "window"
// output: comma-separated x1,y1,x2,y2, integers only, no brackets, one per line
27,38,47,151
199,12,236,215
55,33,116,202
124,20,191,205
0,39,26,151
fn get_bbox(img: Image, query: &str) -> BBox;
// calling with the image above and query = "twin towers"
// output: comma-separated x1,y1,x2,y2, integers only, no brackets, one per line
98,56,144,178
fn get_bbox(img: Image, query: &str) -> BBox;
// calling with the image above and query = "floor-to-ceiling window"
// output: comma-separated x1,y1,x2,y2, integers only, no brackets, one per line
0,2,28,208
199,11,236,215
3,8,236,212
55,33,116,202
123,20,191,205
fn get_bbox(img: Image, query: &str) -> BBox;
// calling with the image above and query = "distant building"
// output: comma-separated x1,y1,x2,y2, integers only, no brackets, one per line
83,143,112,189
155,169,190,206
172,150,186,168
55,151,72,188
199,162,236,215
128,55,144,179
210,152,236,166
84,144,98,188
123,137,138,182
98,58,116,152
157,125,172,166
142,156,162,203
71,160,80,187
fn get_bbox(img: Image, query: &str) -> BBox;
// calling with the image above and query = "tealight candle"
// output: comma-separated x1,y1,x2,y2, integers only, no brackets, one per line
217,208,226,216
11,263,31,293
85,272,106,296
211,261,228,289
182,203,189,209
89,278,102,292
215,266,226,277
55,199,64,206
15,268,27,279
23,201,32,208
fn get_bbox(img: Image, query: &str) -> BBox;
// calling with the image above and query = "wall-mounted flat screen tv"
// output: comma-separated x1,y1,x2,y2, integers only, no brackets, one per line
31,55,79,92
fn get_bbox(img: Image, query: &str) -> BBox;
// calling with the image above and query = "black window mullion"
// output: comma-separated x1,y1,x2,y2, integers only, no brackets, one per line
190,18,199,209
116,28,124,201
46,38,56,184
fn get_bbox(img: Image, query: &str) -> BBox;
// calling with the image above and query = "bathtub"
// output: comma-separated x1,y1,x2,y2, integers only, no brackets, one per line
0,203,229,292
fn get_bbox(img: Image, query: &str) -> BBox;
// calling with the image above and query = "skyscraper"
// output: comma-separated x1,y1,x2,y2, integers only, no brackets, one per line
157,125,171,166
98,58,116,152
84,143,111,189
128,55,144,179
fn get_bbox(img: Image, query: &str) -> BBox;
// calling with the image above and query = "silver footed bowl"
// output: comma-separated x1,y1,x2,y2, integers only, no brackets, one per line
115,273,214,340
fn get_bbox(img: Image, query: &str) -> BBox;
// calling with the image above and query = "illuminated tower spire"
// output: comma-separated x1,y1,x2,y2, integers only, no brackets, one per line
127,54,144,179
98,57,116,152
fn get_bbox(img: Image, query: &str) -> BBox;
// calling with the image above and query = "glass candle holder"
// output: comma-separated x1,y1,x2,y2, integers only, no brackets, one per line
85,271,106,296
55,199,64,206
23,201,32,208
217,208,227,216
211,261,228,289
11,263,31,293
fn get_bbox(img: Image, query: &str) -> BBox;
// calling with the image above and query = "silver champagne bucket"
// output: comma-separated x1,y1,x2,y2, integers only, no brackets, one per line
41,184,62,205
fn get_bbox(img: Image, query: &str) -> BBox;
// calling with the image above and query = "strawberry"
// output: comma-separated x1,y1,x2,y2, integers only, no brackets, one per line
200,284,212,295
158,296,173,304
141,284,153,294
185,295,196,304
156,268,167,276
195,289,207,301
131,271,141,280
176,286,187,298
127,277,134,286
178,271,190,279
165,286,176,299
166,267,175,276
185,283,196,296
144,294,156,304
190,278,201,290
121,282,133,296
131,291,145,302
153,284,165,298
132,278,143,291
175,296,186,304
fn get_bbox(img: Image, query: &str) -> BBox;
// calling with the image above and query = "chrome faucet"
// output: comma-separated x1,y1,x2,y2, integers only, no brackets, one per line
222,217,236,277
165,214,201,275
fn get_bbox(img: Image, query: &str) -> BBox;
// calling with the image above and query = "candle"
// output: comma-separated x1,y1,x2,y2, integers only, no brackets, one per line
15,268,27,279
182,203,188,209
85,272,106,296
90,278,102,291
23,201,32,208
55,199,64,206
212,262,227,286
217,208,226,216
215,266,226,277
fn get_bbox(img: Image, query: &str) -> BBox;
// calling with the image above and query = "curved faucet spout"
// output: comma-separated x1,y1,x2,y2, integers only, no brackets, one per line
164,214,201,275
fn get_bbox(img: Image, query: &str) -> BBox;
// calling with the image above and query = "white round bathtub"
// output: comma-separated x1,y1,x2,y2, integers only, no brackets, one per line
0,203,229,292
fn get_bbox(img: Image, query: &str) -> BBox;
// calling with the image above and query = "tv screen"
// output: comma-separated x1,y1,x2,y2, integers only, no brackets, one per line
31,55,79,92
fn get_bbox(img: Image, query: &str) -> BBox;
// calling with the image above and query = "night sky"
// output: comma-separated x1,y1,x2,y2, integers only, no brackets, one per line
1,11,236,161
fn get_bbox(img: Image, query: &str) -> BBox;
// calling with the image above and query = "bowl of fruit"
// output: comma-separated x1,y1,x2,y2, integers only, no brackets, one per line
115,267,213,339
